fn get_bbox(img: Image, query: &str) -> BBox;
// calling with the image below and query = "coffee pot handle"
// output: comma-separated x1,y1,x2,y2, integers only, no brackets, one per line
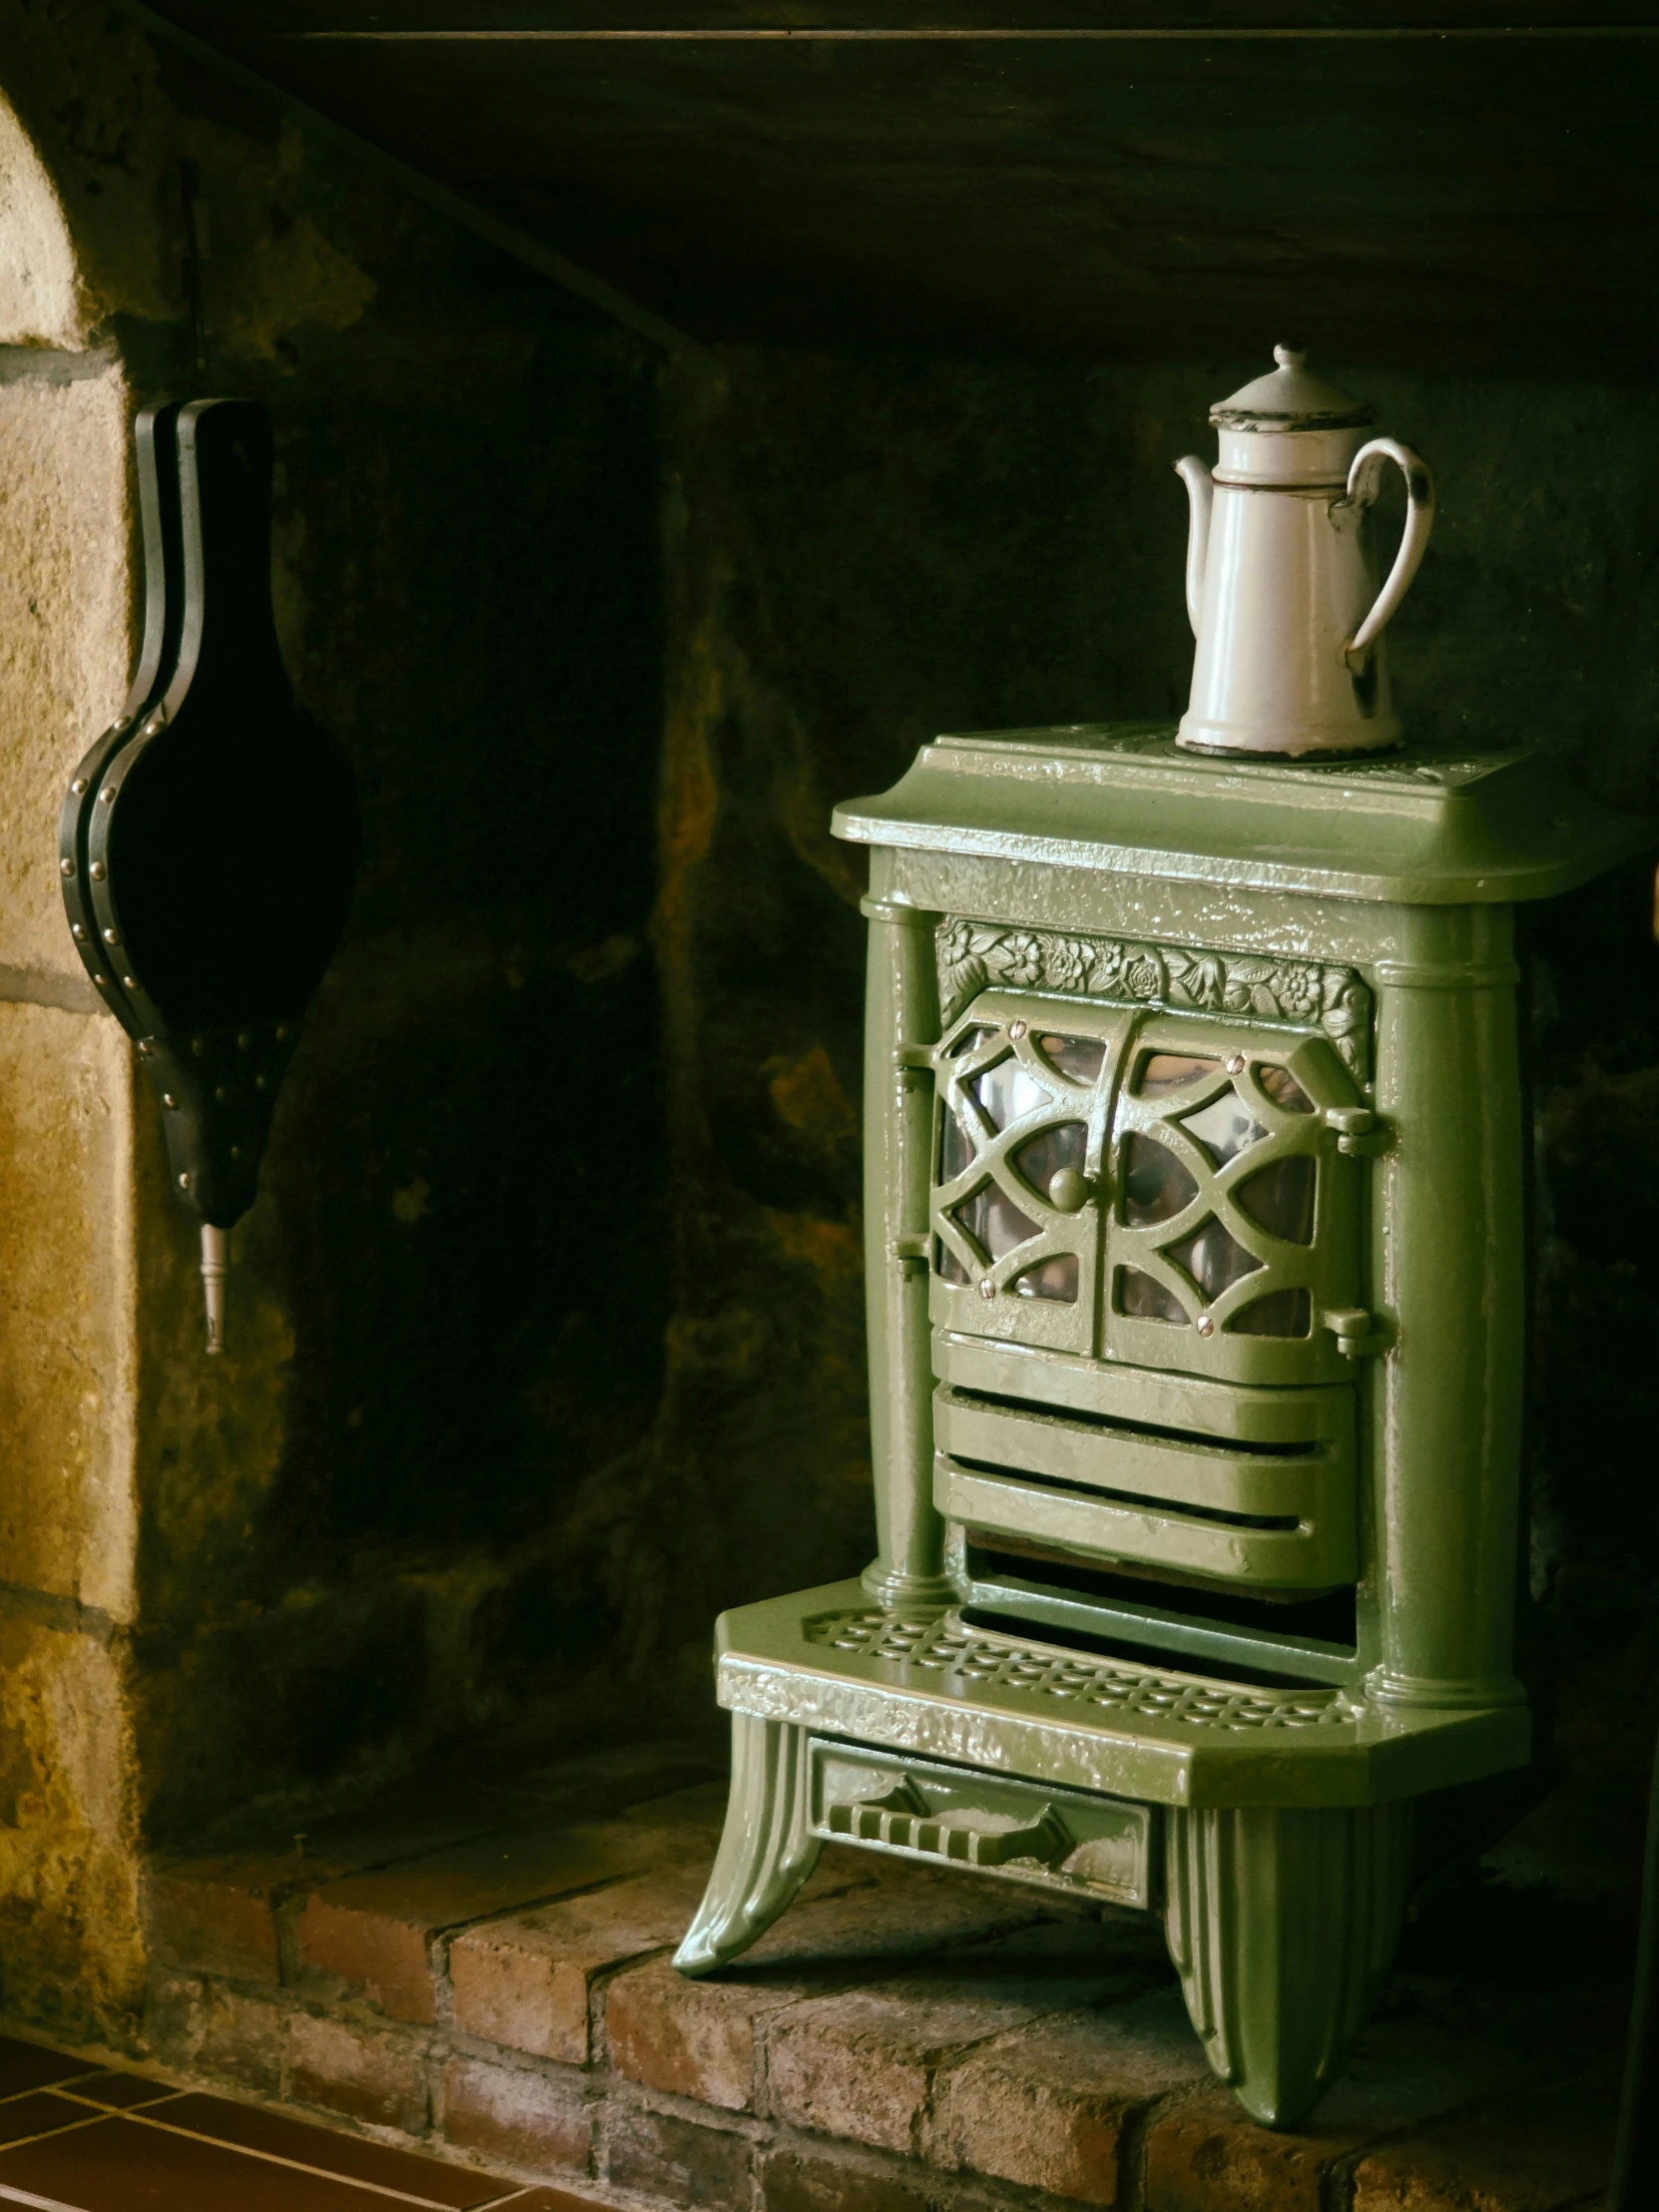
1342,438,1435,668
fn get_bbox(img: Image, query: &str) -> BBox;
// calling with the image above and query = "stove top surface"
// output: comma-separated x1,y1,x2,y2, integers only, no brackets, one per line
833,722,1651,904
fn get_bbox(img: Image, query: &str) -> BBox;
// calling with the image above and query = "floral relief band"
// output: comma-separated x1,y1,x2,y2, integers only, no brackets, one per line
935,918,1372,1084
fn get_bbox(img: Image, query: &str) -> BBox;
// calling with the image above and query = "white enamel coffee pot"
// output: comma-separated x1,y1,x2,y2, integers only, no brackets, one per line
1175,345,1434,757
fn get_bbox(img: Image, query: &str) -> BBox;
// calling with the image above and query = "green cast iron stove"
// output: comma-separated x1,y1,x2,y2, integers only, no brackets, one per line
674,359,1650,2127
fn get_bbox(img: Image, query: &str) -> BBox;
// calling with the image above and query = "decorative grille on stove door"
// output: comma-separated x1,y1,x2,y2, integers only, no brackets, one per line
930,990,1366,1385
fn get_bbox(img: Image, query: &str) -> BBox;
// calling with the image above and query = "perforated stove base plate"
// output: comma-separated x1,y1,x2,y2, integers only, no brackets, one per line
714,1581,1531,1810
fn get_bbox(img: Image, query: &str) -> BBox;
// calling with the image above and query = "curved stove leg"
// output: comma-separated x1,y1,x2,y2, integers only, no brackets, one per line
674,1714,822,1977
1165,1800,1411,2129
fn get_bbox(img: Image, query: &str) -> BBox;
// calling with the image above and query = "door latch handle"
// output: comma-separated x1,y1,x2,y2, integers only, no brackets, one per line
1046,1168,1092,1214
1325,1105,1391,1157
1321,1306,1388,1357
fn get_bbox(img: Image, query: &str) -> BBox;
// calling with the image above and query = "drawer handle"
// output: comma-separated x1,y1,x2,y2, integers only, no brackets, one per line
826,1783,1071,1870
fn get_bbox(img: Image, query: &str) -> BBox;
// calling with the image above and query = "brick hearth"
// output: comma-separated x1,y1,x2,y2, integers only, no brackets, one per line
61,1740,1627,2211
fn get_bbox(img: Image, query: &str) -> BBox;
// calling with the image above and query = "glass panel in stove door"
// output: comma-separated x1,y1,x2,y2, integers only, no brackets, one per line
935,1236,972,1287
1107,1025,1360,1382
1011,1254,1079,1304
1035,1033,1107,1084
1115,1266,1188,1325
1163,1215,1263,1302
971,1054,1053,1131
930,995,1129,1357
1134,1051,1221,1095
1236,1154,1316,1244
1180,1086,1268,1165
1120,1133,1197,1226
948,1025,999,1057
938,1099,974,1184
948,1183,1043,1264
1227,1287,1312,1338
1258,1063,1315,1114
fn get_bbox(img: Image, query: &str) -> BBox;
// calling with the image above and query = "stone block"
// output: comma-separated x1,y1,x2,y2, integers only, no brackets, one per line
604,2104,754,2207
287,2009,429,2134
606,1954,801,2116
0,376,129,978
1143,1993,1609,2212
620,1774,732,1835
144,1969,287,2098
606,1855,1052,2113
145,1856,295,1981
1145,2089,1354,2212
494,2192,615,2212
1350,2070,1621,2212
296,1819,658,2023
450,1860,715,2063
0,1613,145,2044
439,2054,591,2175
295,1893,437,2025
759,2142,933,2212
767,1983,1050,2157
767,1916,1154,2155
932,1991,1209,2205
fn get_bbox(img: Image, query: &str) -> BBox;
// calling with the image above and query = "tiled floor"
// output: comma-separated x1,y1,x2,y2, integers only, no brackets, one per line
0,2036,601,2212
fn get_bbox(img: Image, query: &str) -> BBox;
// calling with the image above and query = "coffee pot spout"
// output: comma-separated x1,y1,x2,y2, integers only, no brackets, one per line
1174,454,1214,639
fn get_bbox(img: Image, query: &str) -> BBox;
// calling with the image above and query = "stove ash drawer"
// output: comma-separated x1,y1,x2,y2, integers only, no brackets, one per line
809,1739,1158,1909
933,1382,1356,1588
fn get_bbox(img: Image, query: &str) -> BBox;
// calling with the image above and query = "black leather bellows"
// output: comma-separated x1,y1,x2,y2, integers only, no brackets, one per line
59,399,360,1351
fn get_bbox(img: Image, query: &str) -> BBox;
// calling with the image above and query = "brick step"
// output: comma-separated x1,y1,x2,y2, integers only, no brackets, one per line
123,1735,1629,2211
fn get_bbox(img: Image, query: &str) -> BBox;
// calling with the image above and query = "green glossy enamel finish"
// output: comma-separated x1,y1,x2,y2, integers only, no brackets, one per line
832,724,1638,905
679,723,1651,2129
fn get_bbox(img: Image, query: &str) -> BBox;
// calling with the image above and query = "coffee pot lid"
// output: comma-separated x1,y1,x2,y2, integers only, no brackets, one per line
1210,344,1374,432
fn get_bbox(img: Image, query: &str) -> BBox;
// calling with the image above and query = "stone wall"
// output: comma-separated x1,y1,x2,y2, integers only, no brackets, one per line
0,0,669,2039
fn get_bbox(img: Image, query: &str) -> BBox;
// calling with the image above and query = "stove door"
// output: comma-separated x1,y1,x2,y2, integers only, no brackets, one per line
929,991,1133,1357
929,994,1367,1385
1104,1015,1362,1386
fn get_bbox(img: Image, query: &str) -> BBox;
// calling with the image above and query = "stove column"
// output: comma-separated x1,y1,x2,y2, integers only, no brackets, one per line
1371,903,1527,1711
860,892,953,1609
